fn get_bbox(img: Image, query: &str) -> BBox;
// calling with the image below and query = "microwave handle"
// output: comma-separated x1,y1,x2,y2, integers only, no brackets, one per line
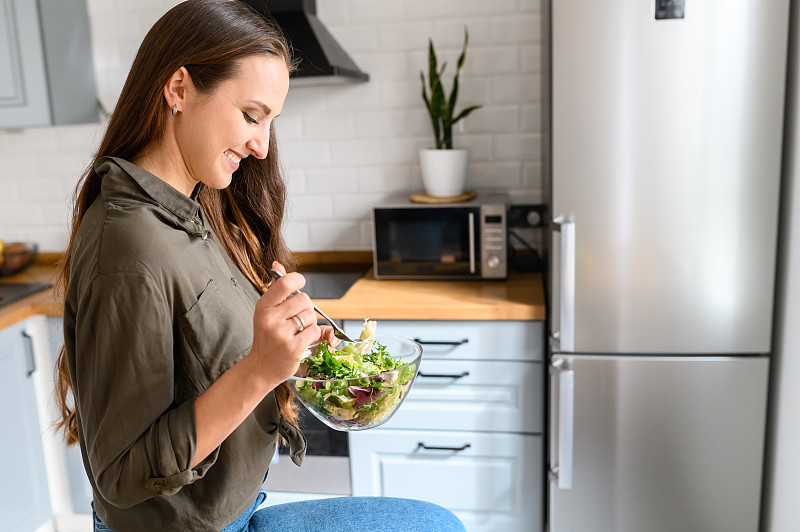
468,211,476,274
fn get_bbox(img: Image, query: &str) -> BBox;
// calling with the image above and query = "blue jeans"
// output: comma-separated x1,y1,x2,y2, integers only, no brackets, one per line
93,492,466,532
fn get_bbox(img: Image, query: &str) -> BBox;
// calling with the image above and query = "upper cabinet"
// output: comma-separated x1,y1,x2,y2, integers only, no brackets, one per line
0,0,98,129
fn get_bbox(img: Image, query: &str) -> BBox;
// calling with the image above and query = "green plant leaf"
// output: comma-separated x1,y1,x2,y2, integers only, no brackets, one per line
449,104,482,126
428,39,438,92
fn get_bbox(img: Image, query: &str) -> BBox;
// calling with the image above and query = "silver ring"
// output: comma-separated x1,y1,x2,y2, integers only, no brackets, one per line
292,315,305,332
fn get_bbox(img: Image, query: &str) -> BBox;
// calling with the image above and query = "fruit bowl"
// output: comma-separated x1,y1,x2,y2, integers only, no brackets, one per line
0,242,38,277
288,335,422,431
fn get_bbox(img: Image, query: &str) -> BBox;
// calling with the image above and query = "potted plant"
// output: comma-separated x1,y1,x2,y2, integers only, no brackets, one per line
419,28,481,198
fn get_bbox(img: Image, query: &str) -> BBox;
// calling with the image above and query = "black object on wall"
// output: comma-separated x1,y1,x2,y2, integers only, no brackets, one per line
241,0,369,85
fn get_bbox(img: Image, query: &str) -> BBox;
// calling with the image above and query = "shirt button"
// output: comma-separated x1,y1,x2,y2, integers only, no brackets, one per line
231,277,238,286
154,480,166,488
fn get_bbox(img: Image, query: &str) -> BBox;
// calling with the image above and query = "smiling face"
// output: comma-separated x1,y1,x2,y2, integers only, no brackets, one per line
166,55,290,192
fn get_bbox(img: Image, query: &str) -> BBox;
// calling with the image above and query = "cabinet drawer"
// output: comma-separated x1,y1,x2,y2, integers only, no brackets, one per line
349,429,543,532
382,359,541,433
343,320,544,361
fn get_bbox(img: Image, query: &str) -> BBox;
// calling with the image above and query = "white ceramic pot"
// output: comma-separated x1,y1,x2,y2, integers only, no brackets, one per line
419,148,469,197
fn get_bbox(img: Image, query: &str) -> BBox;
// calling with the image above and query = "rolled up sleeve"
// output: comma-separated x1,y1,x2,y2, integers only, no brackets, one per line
73,271,218,508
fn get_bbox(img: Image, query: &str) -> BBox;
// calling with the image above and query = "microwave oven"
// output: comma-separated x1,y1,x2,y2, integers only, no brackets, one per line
372,193,508,280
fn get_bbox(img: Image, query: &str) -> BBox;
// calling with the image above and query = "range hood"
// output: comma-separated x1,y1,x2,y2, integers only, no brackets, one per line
242,0,369,86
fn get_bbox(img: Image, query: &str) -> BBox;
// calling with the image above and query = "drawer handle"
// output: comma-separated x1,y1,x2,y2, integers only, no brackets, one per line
418,371,470,379
413,338,469,346
417,442,472,452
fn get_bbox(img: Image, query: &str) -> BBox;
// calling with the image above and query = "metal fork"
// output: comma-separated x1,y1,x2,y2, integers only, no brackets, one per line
267,268,355,343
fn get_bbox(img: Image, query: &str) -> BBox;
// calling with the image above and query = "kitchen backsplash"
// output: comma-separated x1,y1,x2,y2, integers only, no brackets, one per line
0,0,547,252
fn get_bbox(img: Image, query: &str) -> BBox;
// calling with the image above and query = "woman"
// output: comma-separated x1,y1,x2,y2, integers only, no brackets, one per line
54,1,465,531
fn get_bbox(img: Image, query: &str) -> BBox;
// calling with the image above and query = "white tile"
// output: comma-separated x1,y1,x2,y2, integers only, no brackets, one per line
464,46,520,75
0,128,59,153
279,141,331,168
306,168,359,194
358,166,415,193
520,0,545,12
56,124,104,152
324,83,382,110
327,25,378,52
0,154,39,177
380,79,425,109
349,0,405,23
354,110,410,139
2,204,45,228
18,178,66,202
284,88,327,114
521,105,544,133
307,220,363,250
431,19,491,47
358,219,373,249
0,181,20,203
37,152,86,177
26,227,68,252
467,161,522,189
377,21,434,52
382,137,427,165
404,0,461,19
275,116,303,141
317,0,350,24
494,134,542,161
112,0,163,11
456,135,492,161
521,45,545,73
491,75,542,104
332,193,383,220
330,139,385,166
282,221,310,251
90,12,143,42
456,77,492,107
284,168,307,195
462,105,521,134
491,15,542,44
462,0,520,16
522,161,544,190
350,52,410,81
41,201,72,227
302,114,355,140
287,196,334,221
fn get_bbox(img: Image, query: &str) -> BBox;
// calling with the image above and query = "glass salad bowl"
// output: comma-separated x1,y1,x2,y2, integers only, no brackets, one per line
287,334,422,431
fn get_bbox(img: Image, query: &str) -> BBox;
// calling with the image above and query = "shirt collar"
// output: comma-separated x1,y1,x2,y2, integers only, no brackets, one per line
95,156,203,222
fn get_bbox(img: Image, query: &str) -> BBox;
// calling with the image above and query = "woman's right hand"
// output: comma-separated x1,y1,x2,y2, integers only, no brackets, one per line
248,262,321,387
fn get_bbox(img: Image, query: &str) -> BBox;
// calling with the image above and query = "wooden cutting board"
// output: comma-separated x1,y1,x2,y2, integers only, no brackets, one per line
409,190,477,204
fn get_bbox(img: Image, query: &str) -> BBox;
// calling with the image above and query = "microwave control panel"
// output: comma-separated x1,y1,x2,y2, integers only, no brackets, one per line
480,203,508,279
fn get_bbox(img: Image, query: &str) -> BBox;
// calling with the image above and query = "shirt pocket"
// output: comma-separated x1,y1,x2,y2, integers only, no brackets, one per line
179,278,254,387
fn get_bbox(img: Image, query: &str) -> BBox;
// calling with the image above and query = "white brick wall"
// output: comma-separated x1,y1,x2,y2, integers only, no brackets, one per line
0,0,548,252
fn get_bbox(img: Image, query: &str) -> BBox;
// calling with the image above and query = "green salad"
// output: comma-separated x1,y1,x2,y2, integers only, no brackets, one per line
292,321,418,429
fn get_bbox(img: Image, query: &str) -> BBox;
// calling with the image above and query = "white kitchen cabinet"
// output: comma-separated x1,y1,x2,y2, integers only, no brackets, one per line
349,429,541,532
0,0,97,129
345,320,544,532
0,321,52,532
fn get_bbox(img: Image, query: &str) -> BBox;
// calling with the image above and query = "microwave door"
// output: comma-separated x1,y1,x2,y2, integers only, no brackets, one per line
373,206,480,279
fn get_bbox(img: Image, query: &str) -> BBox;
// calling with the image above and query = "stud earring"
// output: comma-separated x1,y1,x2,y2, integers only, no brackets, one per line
172,104,178,115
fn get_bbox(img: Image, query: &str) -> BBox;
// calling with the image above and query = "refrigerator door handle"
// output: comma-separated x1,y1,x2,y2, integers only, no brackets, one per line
550,358,575,490
552,217,575,351
468,211,476,274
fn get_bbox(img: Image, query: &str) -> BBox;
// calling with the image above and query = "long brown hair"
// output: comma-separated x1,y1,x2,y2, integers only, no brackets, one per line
55,0,299,446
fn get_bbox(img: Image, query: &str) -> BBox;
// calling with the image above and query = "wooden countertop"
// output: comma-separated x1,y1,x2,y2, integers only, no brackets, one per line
0,254,545,329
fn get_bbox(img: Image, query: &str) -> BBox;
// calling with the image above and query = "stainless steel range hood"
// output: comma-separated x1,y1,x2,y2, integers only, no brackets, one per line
242,0,369,86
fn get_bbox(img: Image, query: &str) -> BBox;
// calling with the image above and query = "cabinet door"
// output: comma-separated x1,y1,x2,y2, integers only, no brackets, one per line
343,320,544,361
0,322,51,532
381,359,542,433
349,429,542,532
0,0,51,128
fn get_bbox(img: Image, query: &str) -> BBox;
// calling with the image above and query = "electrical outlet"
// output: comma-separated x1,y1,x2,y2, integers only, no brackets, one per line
508,204,547,228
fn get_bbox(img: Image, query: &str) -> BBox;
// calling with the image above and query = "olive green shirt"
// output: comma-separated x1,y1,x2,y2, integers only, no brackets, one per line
63,157,306,532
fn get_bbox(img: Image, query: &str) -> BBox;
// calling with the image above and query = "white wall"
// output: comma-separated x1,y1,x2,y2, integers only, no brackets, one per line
762,1,800,530
0,0,547,252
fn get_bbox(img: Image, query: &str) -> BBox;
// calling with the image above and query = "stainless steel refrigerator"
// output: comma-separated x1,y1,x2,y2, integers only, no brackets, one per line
548,1,790,531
